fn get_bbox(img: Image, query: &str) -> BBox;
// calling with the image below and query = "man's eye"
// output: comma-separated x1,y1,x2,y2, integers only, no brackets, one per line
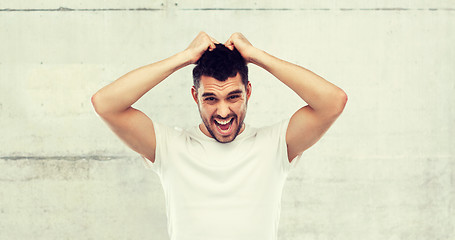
229,95,240,100
204,97,216,101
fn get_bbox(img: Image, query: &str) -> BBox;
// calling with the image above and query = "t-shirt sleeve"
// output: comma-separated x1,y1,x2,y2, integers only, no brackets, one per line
277,118,302,172
140,121,166,174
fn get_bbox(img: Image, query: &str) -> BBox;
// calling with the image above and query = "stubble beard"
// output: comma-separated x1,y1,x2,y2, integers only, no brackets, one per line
199,107,247,144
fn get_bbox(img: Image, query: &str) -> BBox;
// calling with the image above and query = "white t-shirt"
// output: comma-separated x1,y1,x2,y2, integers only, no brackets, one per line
142,119,301,240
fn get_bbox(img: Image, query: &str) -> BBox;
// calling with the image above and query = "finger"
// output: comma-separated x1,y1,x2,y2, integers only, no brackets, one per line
208,41,216,51
224,39,234,51
209,36,219,44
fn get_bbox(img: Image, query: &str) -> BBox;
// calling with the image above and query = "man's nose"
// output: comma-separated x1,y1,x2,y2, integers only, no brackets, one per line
216,102,230,118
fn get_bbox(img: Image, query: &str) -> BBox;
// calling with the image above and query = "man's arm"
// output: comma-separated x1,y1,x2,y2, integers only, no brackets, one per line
91,32,218,162
225,33,347,162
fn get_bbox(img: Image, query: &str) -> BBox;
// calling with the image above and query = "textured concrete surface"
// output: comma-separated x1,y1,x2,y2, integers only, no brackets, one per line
1,1,454,239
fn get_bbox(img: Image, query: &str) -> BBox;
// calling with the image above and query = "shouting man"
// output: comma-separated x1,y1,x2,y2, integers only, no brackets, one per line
91,32,347,240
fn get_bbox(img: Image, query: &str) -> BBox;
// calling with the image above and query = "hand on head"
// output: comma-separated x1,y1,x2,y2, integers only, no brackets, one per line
186,32,255,64
185,31,219,64
224,33,254,62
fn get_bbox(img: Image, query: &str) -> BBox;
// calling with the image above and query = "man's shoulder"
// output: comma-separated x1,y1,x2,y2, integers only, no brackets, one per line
240,119,290,142
254,119,290,134
153,122,188,139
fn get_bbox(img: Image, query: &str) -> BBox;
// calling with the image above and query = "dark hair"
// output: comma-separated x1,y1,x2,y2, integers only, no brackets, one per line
193,44,248,90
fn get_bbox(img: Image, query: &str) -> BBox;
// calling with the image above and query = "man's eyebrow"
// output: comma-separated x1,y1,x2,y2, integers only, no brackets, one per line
202,92,216,97
201,90,243,98
228,90,243,95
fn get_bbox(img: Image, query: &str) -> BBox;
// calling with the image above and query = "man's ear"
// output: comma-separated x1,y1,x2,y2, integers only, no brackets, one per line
191,86,199,104
246,81,252,100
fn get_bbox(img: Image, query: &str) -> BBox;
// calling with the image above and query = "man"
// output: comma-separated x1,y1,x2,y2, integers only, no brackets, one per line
91,32,347,240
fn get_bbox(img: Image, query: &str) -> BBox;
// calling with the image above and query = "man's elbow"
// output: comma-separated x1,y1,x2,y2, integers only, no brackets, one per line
334,89,348,115
91,92,107,116
329,89,347,117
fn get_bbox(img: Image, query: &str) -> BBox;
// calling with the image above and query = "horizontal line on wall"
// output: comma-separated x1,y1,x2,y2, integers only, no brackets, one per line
182,7,430,11
0,7,161,12
1,7,455,12
0,155,127,161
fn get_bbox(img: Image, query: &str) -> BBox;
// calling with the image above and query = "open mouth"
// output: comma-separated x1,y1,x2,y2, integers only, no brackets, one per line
214,118,234,135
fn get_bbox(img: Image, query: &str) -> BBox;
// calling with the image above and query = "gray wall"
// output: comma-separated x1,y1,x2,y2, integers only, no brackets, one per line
1,1,454,239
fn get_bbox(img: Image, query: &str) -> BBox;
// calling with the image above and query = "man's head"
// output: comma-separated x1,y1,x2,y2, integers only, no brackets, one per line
191,44,251,143
193,44,248,90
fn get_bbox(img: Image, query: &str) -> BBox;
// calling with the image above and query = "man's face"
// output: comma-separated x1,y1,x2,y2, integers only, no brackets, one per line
191,73,251,143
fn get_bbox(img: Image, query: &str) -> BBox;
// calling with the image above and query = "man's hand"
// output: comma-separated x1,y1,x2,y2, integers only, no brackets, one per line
224,32,257,63
185,31,219,64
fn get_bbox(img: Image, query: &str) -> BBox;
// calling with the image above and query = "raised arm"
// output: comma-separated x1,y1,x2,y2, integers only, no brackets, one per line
225,33,347,162
91,32,218,162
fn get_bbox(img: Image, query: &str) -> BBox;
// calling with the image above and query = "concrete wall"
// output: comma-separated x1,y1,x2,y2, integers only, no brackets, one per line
1,1,454,239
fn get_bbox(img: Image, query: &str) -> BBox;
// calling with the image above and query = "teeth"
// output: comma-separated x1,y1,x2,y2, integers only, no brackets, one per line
215,118,231,125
